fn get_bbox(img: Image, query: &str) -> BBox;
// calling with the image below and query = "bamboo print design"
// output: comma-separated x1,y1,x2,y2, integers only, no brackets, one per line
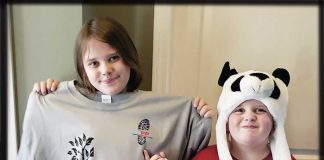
67,133,94,160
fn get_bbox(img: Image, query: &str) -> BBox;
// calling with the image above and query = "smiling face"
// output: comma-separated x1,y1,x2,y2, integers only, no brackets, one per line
83,38,131,95
228,99,273,147
75,18,142,93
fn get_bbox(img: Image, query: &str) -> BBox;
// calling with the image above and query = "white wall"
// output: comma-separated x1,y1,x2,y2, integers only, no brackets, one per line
12,4,82,140
153,5,319,155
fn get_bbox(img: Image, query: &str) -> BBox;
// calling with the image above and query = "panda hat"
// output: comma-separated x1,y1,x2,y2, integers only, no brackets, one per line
216,62,291,160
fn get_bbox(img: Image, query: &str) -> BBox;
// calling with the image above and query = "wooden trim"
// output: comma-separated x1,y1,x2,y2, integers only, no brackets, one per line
152,5,173,94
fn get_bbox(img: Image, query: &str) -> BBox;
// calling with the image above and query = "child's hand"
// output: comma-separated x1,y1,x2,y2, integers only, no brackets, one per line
33,78,60,95
192,96,216,119
143,149,168,160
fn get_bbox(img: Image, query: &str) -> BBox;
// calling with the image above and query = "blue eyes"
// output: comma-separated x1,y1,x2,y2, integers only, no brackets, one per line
234,108,244,113
233,107,267,114
256,108,267,112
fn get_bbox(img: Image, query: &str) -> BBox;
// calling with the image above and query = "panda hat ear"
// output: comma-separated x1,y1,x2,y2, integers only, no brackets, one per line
218,61,238,86
272,68,290,86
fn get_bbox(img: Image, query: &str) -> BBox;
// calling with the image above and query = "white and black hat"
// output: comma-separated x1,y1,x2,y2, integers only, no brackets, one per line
216,61,291,160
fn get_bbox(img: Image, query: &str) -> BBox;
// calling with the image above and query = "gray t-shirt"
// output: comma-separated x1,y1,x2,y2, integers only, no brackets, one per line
17,80,211,160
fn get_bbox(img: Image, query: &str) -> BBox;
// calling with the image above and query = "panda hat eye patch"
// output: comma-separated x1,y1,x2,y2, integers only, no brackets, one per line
250,73,269,80
231,76,243,92
230,73,280,99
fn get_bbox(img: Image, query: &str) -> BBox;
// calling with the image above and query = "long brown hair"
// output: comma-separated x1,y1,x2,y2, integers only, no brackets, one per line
75,17,142,93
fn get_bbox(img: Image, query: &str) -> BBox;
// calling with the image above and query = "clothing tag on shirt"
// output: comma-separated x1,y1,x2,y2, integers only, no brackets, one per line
102,95,112,104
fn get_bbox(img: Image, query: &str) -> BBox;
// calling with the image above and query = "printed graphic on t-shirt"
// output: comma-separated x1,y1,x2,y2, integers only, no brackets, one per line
132,119,152,145
67,133,94,160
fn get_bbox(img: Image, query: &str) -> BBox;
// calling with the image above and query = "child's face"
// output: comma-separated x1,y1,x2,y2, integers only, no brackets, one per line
83,38,130,95
228,99,273,147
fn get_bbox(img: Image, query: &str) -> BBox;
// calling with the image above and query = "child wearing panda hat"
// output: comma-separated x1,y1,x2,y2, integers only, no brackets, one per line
193,62,296,160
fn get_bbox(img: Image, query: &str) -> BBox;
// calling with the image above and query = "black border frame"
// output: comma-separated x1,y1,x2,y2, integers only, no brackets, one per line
1,0,8,159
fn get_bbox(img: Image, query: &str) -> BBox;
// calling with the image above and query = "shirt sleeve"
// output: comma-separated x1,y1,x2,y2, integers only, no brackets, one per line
182,104,212,160
17,92,45,160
